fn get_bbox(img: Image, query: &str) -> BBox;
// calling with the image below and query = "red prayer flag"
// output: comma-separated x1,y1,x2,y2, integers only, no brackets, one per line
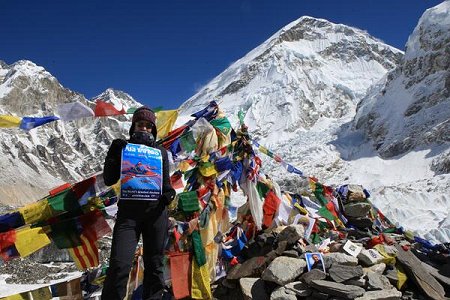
170,172,184,190
49,183,71,196
94,100,126,117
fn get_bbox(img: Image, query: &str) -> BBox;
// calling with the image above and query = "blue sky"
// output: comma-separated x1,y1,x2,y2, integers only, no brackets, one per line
0,0,443,109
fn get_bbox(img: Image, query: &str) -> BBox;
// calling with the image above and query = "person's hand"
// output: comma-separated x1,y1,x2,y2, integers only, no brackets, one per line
107,139,127,158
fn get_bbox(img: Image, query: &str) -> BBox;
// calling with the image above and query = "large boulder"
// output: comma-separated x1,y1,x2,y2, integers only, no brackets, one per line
262,256,306,286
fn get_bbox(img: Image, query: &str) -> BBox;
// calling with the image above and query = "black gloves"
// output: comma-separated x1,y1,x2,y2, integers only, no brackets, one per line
107,139,128,158
161,189,176,206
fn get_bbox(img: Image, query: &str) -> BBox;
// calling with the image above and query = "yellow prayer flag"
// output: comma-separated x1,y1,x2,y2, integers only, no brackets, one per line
178,160,191,172
0,115,21,128
199,163,217,177
14,226,51,257
259,146,268,155
19,199,53,225
156,110,178,139
0,292,31,300
191,259,212,299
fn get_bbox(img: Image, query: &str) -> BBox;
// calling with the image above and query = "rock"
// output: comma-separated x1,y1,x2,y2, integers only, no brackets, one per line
347,185,367,202
282,250,299,258
358,249,384,266
262,256,306,286
355,289,402,300
275,240,288,255
395,244,445,300
421,262,450,290
344,202,372,218
310,280,365,299
285,281,312,297
329,264,364,283
329,242,343,253
324,252,359,266
366,271,393,290
363,263,386,275
344,278,367,288
346,217,373,229
277,225,305,245
311,290,329,300
239,277,269,300
227,256,267,280
300,269,327,285
270,286,297,300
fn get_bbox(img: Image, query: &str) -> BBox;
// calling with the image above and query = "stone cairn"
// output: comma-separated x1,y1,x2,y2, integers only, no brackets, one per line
212,185,450,300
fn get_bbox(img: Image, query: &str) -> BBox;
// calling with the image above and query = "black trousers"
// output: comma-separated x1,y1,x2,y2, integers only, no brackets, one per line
101,201,168,300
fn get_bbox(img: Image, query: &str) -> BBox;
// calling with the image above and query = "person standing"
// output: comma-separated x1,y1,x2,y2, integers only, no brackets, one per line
101,106,176,300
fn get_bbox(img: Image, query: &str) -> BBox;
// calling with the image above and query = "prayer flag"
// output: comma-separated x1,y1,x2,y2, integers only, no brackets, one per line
68,233,99,270
0,212,24,233
0,230,16,253
199,161,217,177
19,199,53,225
210,117,231,135
156,109,178,139
0,115,21,128
57,101,94,122
178,191,200,213
179,131,197,153
19,116,59,131
79,209,111,240
94,100,126,117
14,226,51,257
170,171,184,189
47,188,81,215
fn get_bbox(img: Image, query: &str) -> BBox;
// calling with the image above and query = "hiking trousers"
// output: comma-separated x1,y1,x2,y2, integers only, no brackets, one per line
101,200,168,300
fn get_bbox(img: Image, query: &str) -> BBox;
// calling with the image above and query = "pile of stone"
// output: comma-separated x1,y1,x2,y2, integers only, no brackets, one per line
212,223,449,300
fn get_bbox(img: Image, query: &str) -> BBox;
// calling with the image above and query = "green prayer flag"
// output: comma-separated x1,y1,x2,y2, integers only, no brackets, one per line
178,191,200,213
48,189,81,214
256,182,270,199
318,206,335,221
191,230,206,266
313,182,328,206
210,117,231,135
238,110,245,125
179,131,197,153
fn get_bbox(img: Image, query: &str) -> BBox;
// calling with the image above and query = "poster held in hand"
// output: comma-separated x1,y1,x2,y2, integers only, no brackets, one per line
120,143,163,201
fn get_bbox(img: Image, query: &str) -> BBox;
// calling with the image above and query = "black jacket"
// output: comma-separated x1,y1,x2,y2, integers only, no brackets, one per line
103,139,175,206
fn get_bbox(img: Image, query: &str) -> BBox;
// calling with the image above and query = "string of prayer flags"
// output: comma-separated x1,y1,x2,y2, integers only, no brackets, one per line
19,116,59,131
94,100,126,117
156,109,179,139
57,101,94,122
0,115,21,128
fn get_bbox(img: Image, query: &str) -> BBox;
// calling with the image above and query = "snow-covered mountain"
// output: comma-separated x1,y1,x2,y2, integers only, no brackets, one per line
179,16,403,139
0,60,140,205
